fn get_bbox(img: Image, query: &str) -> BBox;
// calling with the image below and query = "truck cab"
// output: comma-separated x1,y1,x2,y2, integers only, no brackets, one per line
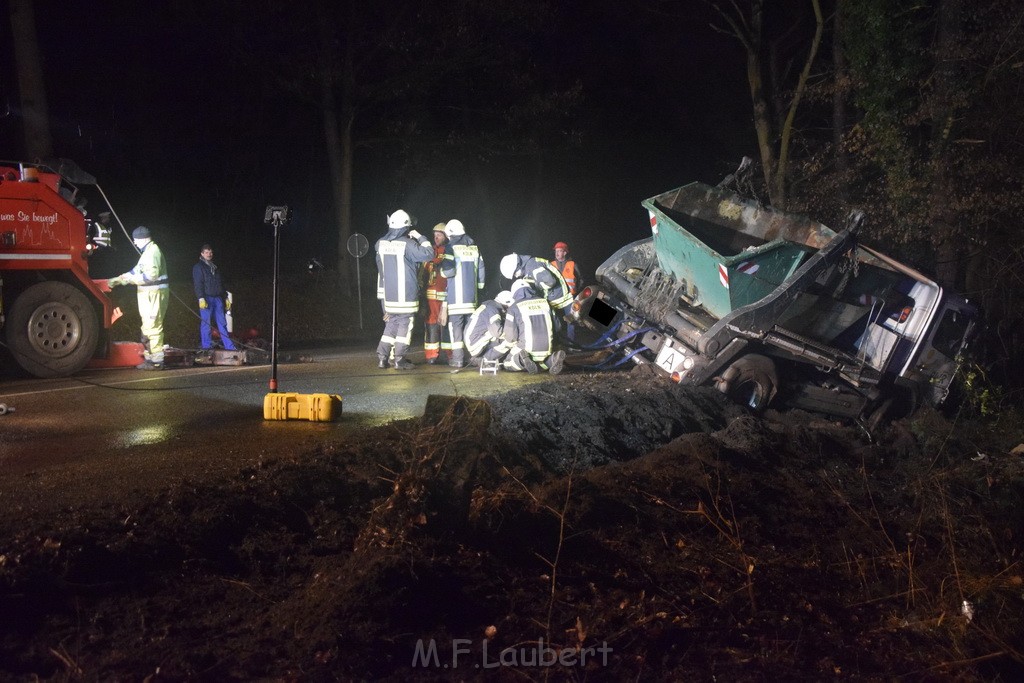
0,160,117,378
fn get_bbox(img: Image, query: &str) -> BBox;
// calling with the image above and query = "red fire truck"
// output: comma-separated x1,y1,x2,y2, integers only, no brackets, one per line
0,159,119,377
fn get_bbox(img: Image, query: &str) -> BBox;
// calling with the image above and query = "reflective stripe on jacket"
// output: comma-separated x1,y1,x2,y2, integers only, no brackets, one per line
376,230,435,314
466,300,507,356
441,235,485,315
122,242,168,291
424,246,448,301
517,255,572,311
551,259,580,296
503,296,553,360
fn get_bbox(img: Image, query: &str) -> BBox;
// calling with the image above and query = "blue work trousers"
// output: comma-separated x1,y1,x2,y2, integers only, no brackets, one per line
200,297,236,350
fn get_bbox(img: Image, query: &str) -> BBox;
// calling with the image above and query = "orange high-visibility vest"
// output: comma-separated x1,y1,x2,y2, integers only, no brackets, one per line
552,259,578,296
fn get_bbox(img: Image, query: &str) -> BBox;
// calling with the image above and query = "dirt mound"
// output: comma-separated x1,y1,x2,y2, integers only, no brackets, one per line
1,378,1023,680
488,370,744,472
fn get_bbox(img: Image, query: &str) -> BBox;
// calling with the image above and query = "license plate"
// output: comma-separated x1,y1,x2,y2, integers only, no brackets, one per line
655,343,687,373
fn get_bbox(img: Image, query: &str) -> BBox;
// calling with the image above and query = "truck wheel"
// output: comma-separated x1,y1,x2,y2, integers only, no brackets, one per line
721,354,778,414
4,282,100,378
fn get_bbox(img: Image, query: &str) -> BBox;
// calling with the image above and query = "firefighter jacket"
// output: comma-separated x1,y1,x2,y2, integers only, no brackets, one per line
503,287,554,361
550,258,582,297
510,254,572,312
465,299,509,357
120,241,168,291
440,234,485,315
375,229,435,314
192,257,228,300
423,245,448,302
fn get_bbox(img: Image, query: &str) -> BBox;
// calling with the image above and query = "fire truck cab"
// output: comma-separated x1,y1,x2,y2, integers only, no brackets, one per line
0,159,117,378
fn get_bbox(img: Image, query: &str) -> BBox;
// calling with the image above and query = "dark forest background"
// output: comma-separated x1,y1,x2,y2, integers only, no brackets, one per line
4,0,1023,392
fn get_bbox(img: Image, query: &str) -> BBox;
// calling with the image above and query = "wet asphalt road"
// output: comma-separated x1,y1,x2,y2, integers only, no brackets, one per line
0,347,555,527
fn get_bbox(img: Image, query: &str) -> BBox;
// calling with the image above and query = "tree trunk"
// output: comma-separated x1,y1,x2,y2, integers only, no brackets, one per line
928,0,963,289
316,6,355,290
832,0,847,200
9,0,52,159
774,0,823,210
744,1,780,205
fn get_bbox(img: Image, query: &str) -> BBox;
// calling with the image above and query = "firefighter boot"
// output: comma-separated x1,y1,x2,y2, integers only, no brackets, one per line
548,349,565,375
393,358,415,370
519,351,539,375
377,355,388,369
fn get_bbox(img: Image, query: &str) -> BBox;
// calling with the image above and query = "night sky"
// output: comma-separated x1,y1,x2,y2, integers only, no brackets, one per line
2,0,754,291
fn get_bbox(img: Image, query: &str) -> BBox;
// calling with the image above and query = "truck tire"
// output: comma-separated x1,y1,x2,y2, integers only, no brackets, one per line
4,281,100,378
720,354,778,414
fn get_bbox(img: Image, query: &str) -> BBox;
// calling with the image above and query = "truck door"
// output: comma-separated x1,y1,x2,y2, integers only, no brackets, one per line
906,300,976,405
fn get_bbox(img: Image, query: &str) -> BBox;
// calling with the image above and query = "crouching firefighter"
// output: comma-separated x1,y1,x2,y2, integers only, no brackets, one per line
465,290,515,364
375,210,435,369
502,280,566,374
499,252,574,333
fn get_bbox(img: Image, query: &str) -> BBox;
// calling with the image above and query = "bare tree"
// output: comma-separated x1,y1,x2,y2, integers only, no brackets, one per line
710,0,823,208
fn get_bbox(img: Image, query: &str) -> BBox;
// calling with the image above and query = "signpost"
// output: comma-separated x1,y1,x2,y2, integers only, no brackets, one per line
347,232,370,330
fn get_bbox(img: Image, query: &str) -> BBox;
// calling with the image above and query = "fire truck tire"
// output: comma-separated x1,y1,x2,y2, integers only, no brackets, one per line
722,354,778,414
4,282,99,378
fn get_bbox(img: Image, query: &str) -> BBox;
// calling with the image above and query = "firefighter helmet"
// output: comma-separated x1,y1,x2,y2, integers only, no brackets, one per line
387,210,411,230
433,222,447,233
553,241,568,251
511,279,532,298
495,290,514,307
445,219,465,236
500,253,519,279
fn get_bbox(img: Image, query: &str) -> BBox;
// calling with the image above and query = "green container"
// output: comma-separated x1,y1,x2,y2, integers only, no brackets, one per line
641,183,838,319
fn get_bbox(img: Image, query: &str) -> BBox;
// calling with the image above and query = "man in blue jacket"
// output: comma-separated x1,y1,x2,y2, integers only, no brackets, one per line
192,244,236,351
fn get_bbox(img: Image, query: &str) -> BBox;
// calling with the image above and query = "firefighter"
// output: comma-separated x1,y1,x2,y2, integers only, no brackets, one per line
502,279,566,374
421,224,448,364
375,209,435,369
107,226,169,370
551,241,583,341
439,219,485,368
192,244,237,351
499,252,573,317
465,289,514,364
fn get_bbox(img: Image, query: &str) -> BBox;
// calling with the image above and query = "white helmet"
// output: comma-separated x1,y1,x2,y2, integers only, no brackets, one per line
511,279,532,298
387,209,411,230
500,253,519,280
495,290,514,307
444,219,465,237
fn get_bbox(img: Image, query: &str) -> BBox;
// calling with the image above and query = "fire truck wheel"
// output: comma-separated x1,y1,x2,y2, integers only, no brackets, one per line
4,281,99,378
723,354,778,414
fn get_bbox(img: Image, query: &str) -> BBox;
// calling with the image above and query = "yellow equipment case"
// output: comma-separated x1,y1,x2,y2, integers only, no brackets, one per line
263,392,343,422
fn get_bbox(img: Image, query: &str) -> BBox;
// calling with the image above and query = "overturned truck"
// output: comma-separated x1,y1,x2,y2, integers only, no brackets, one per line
571,178,976,425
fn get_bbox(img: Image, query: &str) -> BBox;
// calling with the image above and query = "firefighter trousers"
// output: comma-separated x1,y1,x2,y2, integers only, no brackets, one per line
378,313,415,362
442,313,470,366
423,299,444,361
